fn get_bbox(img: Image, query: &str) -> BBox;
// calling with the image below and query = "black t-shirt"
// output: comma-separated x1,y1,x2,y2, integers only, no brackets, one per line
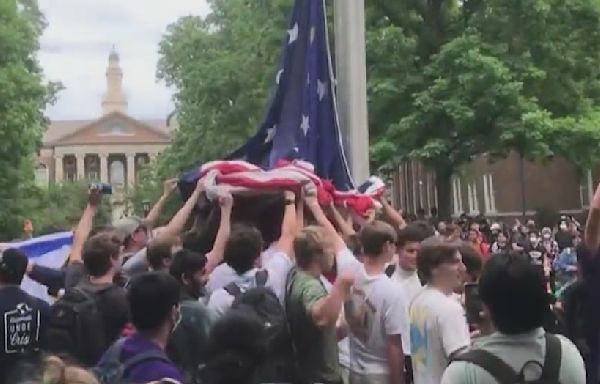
0,286,50,384
76,281,130,346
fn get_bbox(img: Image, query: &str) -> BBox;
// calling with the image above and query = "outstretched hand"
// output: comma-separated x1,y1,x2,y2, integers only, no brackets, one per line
219,192,234,209
163,178,178,195
88,186,102,207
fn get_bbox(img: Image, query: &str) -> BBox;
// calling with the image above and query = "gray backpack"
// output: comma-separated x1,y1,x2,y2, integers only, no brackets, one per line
451,334,562,384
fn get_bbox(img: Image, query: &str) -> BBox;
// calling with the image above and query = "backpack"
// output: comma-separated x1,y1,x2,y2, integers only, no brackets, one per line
45,286,109,366
451,333,562,383
92,338,171,384
385,264,396,277
223,270,296,383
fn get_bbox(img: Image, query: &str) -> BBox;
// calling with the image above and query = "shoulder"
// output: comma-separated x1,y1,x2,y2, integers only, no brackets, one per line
336,247,362,273
130,360,183,383
207,288,233,315
442,360,494,384
555,334,586,380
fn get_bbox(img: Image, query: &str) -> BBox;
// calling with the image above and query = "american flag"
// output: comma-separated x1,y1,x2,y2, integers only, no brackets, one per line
227,0,354,190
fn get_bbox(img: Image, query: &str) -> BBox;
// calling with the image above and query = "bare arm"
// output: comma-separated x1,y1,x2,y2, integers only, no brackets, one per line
585,182,600,252
68,189,101,265
310,273,353,328
205,192,233,274
386,334,406,384
381,197,407,230
143,178,178,229
274,190,297,256
159,178,205,240
304,191,346,254
329,204,355,237
296,196,305,234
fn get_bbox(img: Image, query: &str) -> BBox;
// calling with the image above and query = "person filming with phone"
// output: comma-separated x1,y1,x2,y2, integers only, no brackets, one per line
442,252,586,384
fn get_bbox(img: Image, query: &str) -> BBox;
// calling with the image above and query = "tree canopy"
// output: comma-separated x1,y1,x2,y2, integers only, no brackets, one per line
0,0,60,240
156,0,600,219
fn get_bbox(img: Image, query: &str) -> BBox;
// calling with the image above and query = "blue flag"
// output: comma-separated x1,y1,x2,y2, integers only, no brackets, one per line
227,0,354,190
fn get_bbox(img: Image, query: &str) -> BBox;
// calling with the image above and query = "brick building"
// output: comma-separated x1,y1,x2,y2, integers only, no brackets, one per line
391,152,593,220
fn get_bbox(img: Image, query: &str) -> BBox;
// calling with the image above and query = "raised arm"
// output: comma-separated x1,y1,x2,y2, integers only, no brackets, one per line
329,204,355,238
143,178,178,229
585,182,600,253
274,190,297,256
304,188,346,253
380,197,407,230
68,188,101,265
310,272,353,328
159,178,205,240
205,192,233,274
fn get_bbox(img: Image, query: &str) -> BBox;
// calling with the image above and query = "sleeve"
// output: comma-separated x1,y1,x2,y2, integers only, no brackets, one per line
384,288,411,353
439,301,470,357
207,289,234,318
336,247,362,274
64,261,85,289
29,265,66,291
264,251,294,301
300,278,327,313
122,248,148,278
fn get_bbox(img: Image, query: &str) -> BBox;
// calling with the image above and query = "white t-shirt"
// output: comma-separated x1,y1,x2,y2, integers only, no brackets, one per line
390,266,423,307
205,246,280,297
207,251,293,317
442,328,585,384
345,266,410,375
410,286,470,384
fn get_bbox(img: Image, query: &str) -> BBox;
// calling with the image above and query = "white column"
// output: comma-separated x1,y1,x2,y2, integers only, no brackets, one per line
489,175,496,213
127,154,135,186
483,175,490,213
76,154,85,180
100,153,109,183
334,0,369,183
54,155,63,183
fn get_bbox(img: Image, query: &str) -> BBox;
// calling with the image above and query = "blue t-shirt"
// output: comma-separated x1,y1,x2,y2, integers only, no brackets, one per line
99,334,183,384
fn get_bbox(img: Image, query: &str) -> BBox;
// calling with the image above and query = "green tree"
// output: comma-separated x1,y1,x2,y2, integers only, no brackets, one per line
369,0,600,218
156,0,290,179
0,0,60,240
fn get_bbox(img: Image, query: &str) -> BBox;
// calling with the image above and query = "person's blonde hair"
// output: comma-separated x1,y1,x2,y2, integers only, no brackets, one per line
43,356,99,384
294,225,326,269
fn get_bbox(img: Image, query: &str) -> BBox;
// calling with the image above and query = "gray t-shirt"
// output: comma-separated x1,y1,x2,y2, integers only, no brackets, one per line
121,248,148,278
441,328,586,384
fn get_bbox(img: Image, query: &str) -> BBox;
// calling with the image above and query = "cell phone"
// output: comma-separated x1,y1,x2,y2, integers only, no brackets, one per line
90,182,112,195
464,283,482,325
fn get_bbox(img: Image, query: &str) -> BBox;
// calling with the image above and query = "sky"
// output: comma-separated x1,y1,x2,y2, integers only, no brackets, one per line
38,0,211,121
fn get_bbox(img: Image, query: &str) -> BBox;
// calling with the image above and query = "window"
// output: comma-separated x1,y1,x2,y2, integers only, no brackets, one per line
64,157,76,182
100,122,133,136
482,174,496,213
467,181,479,214
85,156,100,181
581,169,593,208
110,160,125,186
34,165,49,187
452,177,463,216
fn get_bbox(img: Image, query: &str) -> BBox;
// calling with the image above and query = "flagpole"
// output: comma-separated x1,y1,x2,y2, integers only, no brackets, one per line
333,0,370,184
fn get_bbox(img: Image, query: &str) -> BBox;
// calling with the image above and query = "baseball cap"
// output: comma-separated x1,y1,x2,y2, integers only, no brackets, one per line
490,223,502,231
113,216,145,242
0,248,28,283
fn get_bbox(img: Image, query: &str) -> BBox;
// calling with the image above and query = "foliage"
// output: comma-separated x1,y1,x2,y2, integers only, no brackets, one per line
0,0,60,240
157,0,600,219
25,181,112,237
156,0,291,179
367,0,600,218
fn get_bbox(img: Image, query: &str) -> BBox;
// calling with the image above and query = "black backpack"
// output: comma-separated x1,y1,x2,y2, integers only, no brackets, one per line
45,286,109,366
223,270,296,383
92,338,171,384
451,333,562,383
385,264,396,277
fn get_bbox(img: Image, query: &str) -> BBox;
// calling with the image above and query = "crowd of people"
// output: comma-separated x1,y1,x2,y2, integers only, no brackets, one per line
0,174,598,384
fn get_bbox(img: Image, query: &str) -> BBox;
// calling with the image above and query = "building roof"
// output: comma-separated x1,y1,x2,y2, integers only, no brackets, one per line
43,114,170,146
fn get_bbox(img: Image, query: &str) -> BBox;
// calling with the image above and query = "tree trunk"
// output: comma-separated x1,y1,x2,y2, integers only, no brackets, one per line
435,167,453,221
